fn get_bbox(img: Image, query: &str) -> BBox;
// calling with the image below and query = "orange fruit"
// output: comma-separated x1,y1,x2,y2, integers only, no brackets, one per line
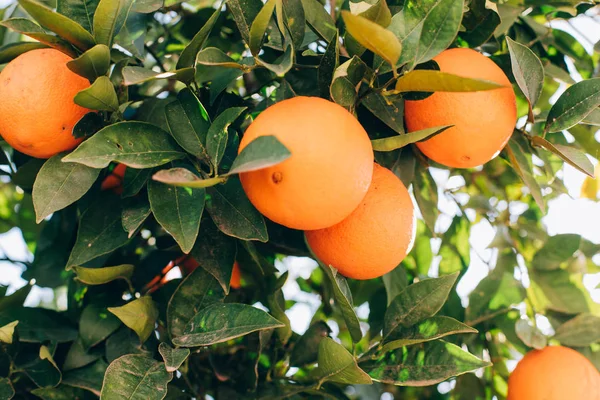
305,163,415,280
238,96,374,230
508,345,600,400
404,48,517,168
101,164,127,194
179,257,242,289
0,49,91,158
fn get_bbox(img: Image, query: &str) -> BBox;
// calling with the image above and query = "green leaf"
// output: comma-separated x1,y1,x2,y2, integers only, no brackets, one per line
190,220,237,293
177,5,221,69
381,316,477,353
554,313,600,347
207,107,246,170
330,56,366,107
72,264,134,286
506,37,544,122
167,266,225,338
362,92,404,134
317,32,338,98
108,296,159,342
530,136,594,177
172,303,284,347
530,269,596,315
546,78,600,133
131,0,162,12
320,265,363,343
79,304,122,349
0,378,14,400
93,0,134,47
300,0,335,41
365,340,491,386
152,168,226,189
63,358,107,395
257,43,294,75
0,18,76,56
0,42,48,64
165,88,210,160
122,167,153,197
372,125,452,151
196,47,245,69
384,273,459,339
227,136,291,175
290,321,331,366
18,0,96,51
0,308,77,343
31,385,89,400
515,319,547,350
413,165,438,233
66,44,111,81
506,136,545,213
33,153,101,223
74,76,118,112
63,122,185,168
227,0,262,46
341,11,401,68
386,0,464,69
57,0,100,33
0,321,18,344
395,70,506,93
382,266,408,306
532,233,581,271
148,180,205,254
281,0,305,49
101,355,173,400
66,198,129,267
0,284,32,313
206,177,268,242
63,338,103,371
313,337,372,386
122,198,151,238
581,108,600,126
158,343,190,373
22,345,62,388
249,0,276,55
460,0,500,47
73,112,104,138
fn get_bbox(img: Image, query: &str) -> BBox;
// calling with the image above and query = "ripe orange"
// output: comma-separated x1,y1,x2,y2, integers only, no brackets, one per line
508,345,600,400
101,164,127,194
404,48,517,168
179,257,242,289
238,96,374,230
305,163,415,280
0,49,91,158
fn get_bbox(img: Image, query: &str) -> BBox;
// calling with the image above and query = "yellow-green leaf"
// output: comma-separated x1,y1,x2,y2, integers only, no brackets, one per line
395,70,506,92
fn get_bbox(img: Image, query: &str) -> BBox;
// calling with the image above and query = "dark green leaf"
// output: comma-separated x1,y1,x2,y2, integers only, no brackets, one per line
167,266,225,338
74,76,119,111
92,0,134,47
554,313,600,347
63,338,103,371
0,378,14,400
62,358,107,395
530,269,595,315
196,47,244,69
362,92,403,134
227,135,291,175
281,0,305,49
22,345,62,388
63,122,185,168
300,0,335,41
148,180,205,253
546,78,600,133
384,273,459,339
31,385,90,400
19,0,96,51
67,44,111,81
382,266,408,306
382,316,477,353
206,177,268,242
158,343,190,373
190,219,237,293
320,265,363,343
257,43,294,75
0,18,75,56
313,337,372,385
290,321,331,366
79,304,122,349
165,88,210,160
122,198,151,238
172,303,284,347
0,308,77,342
122,167,153,197
365,340,491,386
72,264,134,286
108,296,159,342
33,154,100,223
372,125,452,151
249,0,276,55
73,112,104,139
506,37,544,121
101,355,172,400
57,0,99,32
227,0,262,45
207,107,246,170
460,0,500,47
177,6,221,69
66,197,129,267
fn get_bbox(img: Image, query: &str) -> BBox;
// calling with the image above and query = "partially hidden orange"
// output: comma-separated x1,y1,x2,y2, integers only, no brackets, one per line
179,257,242,289
507,345,600,400
238,96,374,230
404,48,517,168
305,163,416,280
101,164,127,194
0,49,91,158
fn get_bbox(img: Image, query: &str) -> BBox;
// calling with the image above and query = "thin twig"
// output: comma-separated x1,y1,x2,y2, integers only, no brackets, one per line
144,44,167,73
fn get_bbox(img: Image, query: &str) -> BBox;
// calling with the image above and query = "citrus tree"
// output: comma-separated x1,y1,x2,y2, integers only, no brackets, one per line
0,0,600,398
